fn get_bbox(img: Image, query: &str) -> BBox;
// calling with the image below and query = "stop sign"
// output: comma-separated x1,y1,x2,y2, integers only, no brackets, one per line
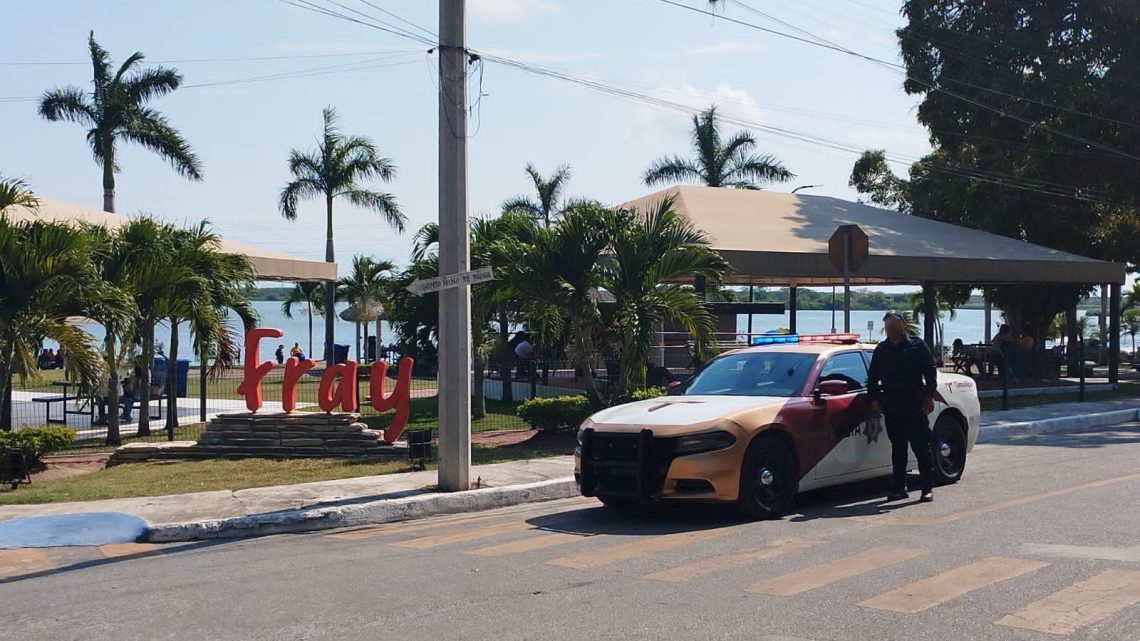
828,224,869,272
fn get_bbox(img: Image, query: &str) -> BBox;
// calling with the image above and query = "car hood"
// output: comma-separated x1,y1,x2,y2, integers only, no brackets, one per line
587,395,789,434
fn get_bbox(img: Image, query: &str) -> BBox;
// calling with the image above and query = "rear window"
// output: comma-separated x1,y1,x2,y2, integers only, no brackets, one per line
683,351,817,397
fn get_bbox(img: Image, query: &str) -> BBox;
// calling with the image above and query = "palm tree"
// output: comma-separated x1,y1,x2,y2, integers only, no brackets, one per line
280,106,406,364
495,201,615,406
0,176,39,213
38,31,201,213
1123,281,1140,313
0,218,128,430
502,164,572,228
158,223,257,433
117,218,182,436
604,197,729,395
337,256,395,362
282,282,327,358
1123,308,1140,356
643,106,793,190
411,214,537,415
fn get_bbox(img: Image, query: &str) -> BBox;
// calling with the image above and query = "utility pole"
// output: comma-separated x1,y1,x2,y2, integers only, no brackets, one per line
437,0,471,492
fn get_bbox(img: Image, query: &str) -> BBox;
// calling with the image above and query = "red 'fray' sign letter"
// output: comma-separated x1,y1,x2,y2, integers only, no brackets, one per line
236,327,284,412
369,357,414,443
281,356,316,413
318,361,358,413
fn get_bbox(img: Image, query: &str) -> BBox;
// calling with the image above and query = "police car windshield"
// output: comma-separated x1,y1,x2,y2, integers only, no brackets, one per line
683,351,816,397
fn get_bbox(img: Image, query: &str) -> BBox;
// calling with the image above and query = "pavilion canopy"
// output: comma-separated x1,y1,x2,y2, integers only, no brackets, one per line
619,186,1126,286
4,196,336,281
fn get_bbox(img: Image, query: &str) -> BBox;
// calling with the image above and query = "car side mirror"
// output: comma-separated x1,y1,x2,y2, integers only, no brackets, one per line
815,379,850,401
666,381,683,396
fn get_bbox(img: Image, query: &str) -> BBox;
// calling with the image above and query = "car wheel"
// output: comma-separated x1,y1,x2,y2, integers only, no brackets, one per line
737,436,798,520
931,414,967,485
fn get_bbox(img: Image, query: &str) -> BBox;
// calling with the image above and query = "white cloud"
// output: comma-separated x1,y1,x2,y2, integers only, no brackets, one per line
678,41,771,56
624,80,770,148
469,0,560,23
478,48,603,64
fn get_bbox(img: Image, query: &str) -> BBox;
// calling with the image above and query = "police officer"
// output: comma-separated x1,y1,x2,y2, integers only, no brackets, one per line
867,311,937,503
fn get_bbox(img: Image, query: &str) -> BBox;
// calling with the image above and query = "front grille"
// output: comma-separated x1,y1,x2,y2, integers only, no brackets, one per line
580,430,677,499
590,433,639,463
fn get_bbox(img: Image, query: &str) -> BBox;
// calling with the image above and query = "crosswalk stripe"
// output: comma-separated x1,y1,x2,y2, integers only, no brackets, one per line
748,546,928,596
646,538,818,583
328,513,502,541
548,529,729,570
860,556,1048,613
995,569,1140,635
467,533,585,557
99,543,163,558
0,548,49,580
392,521,533,549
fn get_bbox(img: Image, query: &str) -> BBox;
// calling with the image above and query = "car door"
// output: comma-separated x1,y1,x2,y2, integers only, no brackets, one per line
809,351,878,480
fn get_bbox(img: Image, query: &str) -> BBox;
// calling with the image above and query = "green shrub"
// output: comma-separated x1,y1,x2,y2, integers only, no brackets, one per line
0,426,76,462
628,387,669,402
516,396,593,432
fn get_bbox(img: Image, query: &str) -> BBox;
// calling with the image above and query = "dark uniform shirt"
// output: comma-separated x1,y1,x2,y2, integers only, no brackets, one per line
867,334,938,412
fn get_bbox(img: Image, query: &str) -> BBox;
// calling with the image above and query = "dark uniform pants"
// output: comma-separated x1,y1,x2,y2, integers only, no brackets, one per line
884,407,934,493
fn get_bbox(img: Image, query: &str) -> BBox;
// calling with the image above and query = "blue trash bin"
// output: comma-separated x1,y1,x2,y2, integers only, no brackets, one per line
333,344,350,365
151,357,190,397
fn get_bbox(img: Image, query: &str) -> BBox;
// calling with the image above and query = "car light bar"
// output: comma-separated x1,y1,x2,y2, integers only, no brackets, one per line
751,333,861,345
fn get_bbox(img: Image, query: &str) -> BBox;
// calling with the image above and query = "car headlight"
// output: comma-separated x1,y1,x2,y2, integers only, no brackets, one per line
674,430,737,455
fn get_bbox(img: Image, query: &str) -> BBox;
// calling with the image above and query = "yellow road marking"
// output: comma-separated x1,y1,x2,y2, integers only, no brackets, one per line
0,548,49,580
887,472,1140,527
467,533,584,557
392,521,532,549
860,556,1047,613
548,529,728,570
98,543,162,558
748,546,928,596
329,513,503,541
646,538,818,583
996,569,1140,636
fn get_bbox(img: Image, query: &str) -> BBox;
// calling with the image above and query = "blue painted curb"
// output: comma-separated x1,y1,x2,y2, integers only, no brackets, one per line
0,512,148,548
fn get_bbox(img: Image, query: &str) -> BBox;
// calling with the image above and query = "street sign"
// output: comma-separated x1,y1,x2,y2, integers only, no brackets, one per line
828,225,869,272
407,266,494,296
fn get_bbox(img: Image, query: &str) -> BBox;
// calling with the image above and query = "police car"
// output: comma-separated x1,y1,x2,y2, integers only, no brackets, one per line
575,334,981,519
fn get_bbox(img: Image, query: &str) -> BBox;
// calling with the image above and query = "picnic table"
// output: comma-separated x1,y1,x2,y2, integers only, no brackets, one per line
30,380,94,425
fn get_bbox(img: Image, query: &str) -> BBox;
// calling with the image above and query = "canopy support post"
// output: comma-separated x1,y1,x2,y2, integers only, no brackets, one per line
922,282,937,352
1109,282,1121,385
788,286,798,335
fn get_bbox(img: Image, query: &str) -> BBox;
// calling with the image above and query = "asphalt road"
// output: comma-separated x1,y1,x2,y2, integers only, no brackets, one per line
4,423,1140,641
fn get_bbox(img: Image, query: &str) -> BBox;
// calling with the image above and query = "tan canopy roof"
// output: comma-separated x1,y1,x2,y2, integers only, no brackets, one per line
4,196,336,281
619,186,1126,286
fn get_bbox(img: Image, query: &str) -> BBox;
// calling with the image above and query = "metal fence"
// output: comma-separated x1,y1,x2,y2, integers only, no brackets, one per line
5,359,549,451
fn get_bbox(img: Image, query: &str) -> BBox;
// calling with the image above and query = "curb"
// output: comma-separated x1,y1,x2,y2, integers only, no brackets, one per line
146,477,578,543
977,408,1139,443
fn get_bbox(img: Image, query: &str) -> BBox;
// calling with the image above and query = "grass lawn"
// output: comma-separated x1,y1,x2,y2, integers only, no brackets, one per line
0,437,574,505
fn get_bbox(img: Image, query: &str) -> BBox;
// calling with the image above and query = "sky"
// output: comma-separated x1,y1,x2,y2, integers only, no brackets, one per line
1,0,934,280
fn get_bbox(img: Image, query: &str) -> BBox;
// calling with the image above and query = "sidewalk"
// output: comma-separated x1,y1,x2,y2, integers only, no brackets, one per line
1,398,1137,546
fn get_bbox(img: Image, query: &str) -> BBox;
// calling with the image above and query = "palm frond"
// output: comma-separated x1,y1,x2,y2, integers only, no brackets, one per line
38,87,96,126
120,108,203,179
343,188,405,232
123,66,182,103
642,156,704,187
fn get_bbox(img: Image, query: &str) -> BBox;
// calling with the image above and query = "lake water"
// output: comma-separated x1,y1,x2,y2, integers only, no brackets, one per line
49,304,1108,361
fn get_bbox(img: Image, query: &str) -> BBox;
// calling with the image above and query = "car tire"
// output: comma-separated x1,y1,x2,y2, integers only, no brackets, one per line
737,436,798,520
931,414,967,486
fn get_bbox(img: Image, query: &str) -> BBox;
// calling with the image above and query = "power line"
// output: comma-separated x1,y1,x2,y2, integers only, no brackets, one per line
278,0,435,47
658,0,1140,160
0,49,420,66
475,52,1133,208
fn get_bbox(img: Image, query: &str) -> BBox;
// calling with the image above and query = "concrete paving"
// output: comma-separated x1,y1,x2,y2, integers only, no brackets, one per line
0,398,1135,547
